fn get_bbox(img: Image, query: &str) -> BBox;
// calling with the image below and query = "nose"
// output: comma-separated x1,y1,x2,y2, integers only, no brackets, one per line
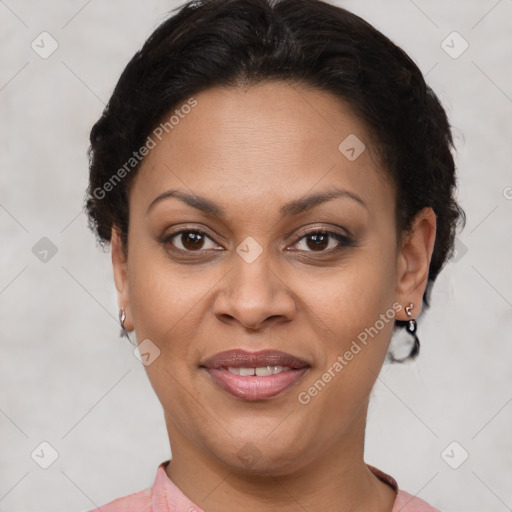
213,251,297,331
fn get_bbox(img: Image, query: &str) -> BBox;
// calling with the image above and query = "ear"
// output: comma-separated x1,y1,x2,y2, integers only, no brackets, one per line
395,207,437,320
111,227,134,331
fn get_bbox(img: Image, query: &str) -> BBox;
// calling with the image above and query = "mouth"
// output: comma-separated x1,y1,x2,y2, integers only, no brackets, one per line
199,349,310,401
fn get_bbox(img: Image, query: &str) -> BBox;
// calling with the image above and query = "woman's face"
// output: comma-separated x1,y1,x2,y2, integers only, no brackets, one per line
112,81,435,474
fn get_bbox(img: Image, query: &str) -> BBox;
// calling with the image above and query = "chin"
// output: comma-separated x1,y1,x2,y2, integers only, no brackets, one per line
213,436,310,476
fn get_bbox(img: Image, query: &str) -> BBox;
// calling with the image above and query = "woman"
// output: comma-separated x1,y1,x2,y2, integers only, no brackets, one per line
85,0,465,510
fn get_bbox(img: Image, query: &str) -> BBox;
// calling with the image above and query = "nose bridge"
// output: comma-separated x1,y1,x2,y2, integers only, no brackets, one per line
215,236,296,328
231,236,278,304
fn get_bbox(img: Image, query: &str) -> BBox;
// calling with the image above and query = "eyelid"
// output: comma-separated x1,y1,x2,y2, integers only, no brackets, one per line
292,225,352,241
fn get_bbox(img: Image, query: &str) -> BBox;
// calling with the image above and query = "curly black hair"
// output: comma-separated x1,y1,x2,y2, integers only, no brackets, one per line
85,0,466,362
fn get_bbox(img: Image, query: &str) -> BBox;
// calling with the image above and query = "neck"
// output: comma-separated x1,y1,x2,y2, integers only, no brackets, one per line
164,403,397,512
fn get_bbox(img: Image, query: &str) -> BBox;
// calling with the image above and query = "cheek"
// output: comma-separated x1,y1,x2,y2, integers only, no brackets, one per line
298,250,397,396
127,245,225,368
127,258,210,418
129,265,200,347
304,248,396,336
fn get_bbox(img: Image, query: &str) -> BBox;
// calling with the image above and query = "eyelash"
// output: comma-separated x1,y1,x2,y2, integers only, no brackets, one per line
161,227,353,255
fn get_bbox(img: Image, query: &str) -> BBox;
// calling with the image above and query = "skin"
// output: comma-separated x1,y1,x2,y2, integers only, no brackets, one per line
111,81,436,512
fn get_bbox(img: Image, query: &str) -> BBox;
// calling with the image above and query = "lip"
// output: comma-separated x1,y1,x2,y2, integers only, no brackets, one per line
200,349,310,369
200,349,311,401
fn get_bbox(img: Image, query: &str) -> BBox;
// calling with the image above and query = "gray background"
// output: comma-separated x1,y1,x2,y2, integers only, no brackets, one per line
1,0,511,511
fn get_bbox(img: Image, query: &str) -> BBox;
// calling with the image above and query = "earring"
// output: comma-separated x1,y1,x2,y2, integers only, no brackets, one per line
119,308,128,338
389,302,420,363
119,308,136,345
404,302,420,359
405,303,416,333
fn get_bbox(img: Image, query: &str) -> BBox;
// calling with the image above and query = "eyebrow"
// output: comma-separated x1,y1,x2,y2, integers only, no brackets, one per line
145,187,368,218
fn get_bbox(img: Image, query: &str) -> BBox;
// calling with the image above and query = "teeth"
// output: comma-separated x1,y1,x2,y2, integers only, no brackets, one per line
227,366,292,376
255,366,273,377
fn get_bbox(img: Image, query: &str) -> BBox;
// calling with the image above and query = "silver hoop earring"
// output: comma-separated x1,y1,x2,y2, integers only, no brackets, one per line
119,308,126,326
119,308,128,339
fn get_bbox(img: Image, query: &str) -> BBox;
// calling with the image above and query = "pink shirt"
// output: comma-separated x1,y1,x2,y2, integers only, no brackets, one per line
90,461,440,511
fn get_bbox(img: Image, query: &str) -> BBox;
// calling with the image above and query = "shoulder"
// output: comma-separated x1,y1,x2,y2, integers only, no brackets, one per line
393,489,441,512
87,487,152,512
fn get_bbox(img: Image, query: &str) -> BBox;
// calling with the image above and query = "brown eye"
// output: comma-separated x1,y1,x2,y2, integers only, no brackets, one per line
164,229,218,252
292,230,352,253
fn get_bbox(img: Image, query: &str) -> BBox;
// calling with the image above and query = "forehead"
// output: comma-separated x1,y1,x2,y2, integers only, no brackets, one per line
130,81,394,219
